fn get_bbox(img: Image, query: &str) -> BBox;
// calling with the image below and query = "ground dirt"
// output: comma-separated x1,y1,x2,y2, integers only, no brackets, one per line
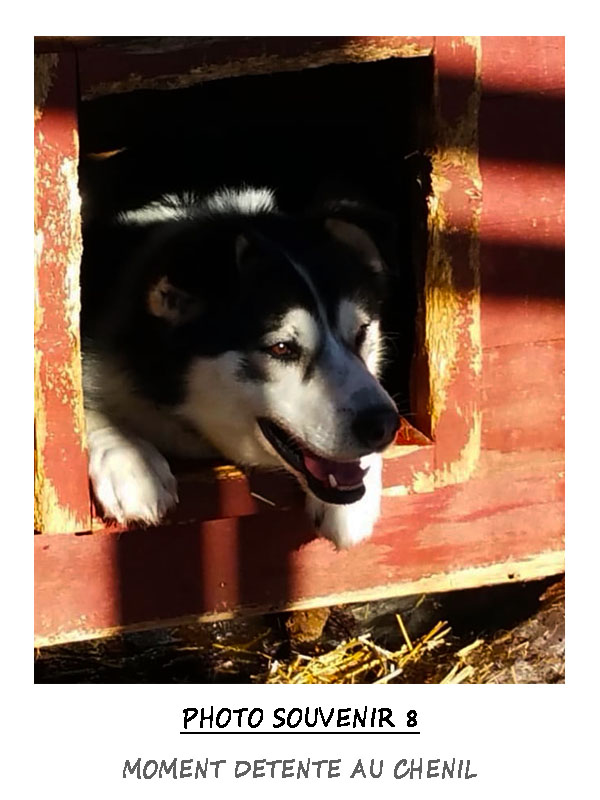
35,574,564,684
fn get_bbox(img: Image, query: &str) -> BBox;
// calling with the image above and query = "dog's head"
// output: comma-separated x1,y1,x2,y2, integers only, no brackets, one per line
139,199,399,505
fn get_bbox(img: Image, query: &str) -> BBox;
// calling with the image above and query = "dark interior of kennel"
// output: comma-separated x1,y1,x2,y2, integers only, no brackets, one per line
77,57,434,421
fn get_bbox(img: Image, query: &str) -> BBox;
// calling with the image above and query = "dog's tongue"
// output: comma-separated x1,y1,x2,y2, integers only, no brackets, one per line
302,450,367,489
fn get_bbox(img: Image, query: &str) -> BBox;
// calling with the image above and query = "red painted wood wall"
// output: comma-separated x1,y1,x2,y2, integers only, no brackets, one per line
34,37,564,645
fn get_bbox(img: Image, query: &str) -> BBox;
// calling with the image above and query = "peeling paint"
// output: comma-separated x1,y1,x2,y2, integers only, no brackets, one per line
382,37,483,500
424,37,482,436
436,409,482,487
34,59,90,534
424,193,461,431
412,470,436,494
34,54,58,121
34,550,565,647
383,444,424,459
381,484,410,497
34,466,83,533
61,153,84,336
82,40,434,99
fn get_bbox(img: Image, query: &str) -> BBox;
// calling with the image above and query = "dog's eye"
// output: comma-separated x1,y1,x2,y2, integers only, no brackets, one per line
265,341,299,361
354,324,369,350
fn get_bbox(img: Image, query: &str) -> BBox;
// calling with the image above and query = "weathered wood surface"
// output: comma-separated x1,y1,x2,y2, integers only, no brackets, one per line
77,36,434,99
34,54,91,534
33,36,564,645
479,36,564,349
425,37,482,487
80,420,433,534
34,447,563,645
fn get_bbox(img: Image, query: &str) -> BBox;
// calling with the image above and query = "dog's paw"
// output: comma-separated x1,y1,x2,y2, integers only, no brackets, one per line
87,428,179,525
305,453,382,549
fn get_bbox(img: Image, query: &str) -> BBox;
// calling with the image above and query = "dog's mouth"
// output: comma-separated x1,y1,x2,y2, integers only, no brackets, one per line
257,418,367,505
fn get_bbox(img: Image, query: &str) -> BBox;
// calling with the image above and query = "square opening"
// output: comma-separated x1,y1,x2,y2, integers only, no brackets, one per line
77,55,435,487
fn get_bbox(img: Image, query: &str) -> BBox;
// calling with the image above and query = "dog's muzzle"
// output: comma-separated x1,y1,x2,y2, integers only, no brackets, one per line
257,412,398,505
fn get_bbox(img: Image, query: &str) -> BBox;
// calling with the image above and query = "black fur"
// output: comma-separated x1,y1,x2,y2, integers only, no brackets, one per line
81,198,387,405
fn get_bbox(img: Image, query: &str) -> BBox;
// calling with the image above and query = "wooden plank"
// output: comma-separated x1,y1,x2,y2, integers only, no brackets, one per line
34,54,91,533
35,37,116,53
424,37,483,484
35,552,564,647
35,37,219,54
479,36,564,348
481,339,564,453
478,36,564,94
82,440,434,535
34,450,563,646
479,294,564,351
78,36,434,99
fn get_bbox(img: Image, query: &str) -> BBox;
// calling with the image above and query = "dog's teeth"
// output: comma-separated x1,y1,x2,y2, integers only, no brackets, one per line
328,473,338,488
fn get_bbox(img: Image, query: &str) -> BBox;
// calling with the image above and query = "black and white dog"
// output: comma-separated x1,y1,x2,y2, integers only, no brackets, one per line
81,186,399,549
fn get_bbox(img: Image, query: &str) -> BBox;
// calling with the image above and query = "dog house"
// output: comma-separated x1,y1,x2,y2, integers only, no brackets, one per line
34,36,564,646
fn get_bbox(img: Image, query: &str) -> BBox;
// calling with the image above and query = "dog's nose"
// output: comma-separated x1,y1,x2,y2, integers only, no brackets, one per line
352,406,399,451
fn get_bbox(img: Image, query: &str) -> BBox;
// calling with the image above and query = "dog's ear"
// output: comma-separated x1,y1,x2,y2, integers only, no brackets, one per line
325,218,385,273
146,275,203,325
146,227,246,324
315,196,396,273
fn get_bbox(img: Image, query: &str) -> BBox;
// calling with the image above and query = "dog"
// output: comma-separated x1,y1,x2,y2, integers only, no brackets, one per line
80,186,399,549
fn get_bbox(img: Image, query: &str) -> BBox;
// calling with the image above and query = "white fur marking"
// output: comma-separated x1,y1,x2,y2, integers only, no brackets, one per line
305,452,383,549
337,298,383,376
117,192,200,225
117,186,276,226
263,308,321,351
202,186,276,215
